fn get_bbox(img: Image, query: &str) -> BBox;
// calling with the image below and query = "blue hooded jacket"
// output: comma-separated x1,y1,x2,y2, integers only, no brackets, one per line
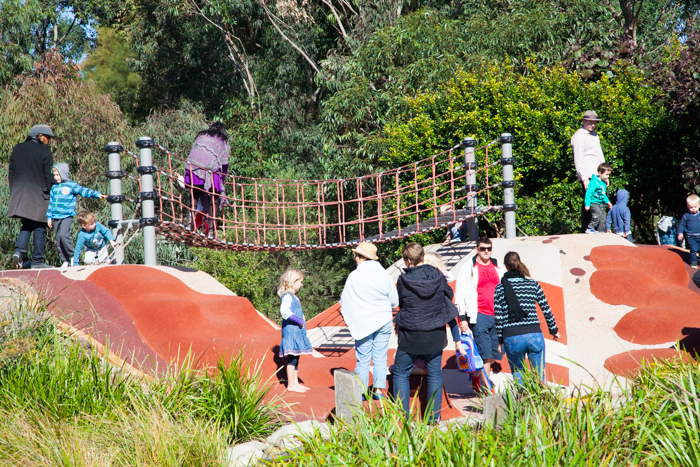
47,162,102,220
606,189,631,234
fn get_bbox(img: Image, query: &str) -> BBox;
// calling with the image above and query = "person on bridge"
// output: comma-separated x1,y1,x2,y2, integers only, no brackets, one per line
185,122,230,237
494,251,560,385
572,110,606,233
340,242,398,400
8,124,56,269
454,236,504,393
393,242,464,423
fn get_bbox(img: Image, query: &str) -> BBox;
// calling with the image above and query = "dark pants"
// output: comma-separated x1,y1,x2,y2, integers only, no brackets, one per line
580,183,592,233
587,203,606,232
687,235,700,265
14,218,47,266
392,349,443,423
54,217,74,263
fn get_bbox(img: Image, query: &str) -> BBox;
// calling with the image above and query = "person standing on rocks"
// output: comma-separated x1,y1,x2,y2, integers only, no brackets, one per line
8,124,56,269
572,110,606,233
340,242,399,400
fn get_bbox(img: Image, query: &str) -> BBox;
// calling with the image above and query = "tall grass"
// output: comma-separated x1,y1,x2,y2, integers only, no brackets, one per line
0,292,283,466
271,359,700,466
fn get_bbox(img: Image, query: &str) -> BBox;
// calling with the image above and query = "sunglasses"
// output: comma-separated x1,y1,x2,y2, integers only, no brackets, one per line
478,247,492,252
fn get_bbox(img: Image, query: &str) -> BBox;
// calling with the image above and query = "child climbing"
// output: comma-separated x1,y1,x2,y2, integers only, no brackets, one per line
678,194,700,268
72,210,117,266
606,189,633,243
47,163,108,267
584,163,612,233
657,206,680,246
278,268,313,393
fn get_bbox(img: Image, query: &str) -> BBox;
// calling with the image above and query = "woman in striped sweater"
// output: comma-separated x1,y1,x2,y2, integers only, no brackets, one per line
494,252,560,384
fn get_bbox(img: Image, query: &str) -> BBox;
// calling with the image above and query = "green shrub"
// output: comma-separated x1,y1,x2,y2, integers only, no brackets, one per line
383,61,682,240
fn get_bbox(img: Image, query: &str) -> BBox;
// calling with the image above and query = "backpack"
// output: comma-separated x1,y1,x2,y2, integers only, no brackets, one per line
455,332,484,373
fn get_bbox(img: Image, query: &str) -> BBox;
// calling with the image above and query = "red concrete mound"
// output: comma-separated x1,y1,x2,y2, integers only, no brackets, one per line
1,269,168,370
589,269,657,306
614,307,700,345
590,245,688,288
604,349,692,377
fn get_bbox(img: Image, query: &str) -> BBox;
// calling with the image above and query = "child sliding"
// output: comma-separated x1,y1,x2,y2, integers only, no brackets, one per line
278,268,313,393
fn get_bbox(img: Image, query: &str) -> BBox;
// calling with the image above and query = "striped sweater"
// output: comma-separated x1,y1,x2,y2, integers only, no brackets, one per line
493,277,558,344
47,181,101,220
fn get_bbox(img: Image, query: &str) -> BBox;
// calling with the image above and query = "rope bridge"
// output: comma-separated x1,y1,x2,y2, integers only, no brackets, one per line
104,134,516,258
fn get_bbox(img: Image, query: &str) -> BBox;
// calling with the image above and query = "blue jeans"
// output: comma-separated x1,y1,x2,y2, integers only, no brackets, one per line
687,235,699,265
14,218,47,266
503,332,546,385
392,349,443,423
355,320,393,390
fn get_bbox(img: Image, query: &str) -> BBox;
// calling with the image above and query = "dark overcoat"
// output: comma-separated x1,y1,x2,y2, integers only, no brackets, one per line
7,137,54,223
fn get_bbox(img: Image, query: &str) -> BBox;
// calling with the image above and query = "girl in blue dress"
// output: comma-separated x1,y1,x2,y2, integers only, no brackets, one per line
278,268,313,393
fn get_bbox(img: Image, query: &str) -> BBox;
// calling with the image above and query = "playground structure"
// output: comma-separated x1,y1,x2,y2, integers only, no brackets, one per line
102,134,517,264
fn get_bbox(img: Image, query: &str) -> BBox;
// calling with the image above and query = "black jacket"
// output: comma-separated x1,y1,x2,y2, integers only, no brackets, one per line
395,264,458,331
7,137,54,222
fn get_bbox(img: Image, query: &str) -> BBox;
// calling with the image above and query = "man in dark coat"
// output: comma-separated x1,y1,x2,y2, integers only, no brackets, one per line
8,124,56,268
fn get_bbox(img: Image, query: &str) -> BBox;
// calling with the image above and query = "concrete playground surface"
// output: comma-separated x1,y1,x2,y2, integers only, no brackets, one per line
2,233,698,421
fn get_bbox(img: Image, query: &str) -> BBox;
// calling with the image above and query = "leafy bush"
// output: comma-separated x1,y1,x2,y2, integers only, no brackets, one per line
383,61,682,240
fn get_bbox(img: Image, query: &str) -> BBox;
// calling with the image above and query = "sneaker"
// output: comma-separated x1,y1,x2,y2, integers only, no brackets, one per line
585,228,599,234
372,392,386,400
61,262,69,268
692,263,698,269
12,251,22,269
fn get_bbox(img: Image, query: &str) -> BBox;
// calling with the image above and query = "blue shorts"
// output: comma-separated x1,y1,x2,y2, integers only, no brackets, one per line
473,313,501,361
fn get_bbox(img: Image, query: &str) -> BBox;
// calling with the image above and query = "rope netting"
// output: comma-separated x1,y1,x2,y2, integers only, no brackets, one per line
118,138,509,251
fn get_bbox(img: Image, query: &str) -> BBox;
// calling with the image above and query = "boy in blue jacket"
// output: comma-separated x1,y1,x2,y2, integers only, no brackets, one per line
73,210,117,266
606,189,633,243
584,163,613,233
678,194,700,268
47,163,107,267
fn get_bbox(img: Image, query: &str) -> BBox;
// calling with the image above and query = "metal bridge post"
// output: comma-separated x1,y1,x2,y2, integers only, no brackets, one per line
499,133,516,239
462,137,479,241
136,137,158,266
105,142,125,265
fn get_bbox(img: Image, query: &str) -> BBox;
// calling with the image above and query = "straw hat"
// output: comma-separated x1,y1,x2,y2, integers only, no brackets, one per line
352,242,378,260
581,110,602,121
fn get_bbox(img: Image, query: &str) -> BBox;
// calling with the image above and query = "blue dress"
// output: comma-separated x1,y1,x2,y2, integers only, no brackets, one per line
279,293,313,357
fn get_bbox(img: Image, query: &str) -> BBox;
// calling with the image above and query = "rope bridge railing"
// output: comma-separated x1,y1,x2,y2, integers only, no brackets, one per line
103,134,516,264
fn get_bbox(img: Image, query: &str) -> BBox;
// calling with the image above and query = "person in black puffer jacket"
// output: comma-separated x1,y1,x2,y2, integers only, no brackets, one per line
393,242,464,423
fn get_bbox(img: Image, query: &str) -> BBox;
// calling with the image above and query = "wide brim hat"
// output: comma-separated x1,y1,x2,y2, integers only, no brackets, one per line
28,124,55,137
352,242,378,260
581,110,602,121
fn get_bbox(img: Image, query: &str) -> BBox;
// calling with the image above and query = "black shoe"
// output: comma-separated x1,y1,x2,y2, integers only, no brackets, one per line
30,263,54,269
12,252,22,269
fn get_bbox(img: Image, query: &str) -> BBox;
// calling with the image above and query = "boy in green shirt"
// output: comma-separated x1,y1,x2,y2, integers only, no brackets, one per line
584,163,613,233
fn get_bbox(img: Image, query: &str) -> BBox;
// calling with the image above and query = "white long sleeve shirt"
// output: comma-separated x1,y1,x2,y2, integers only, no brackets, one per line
571,127,605,183
340,260,399,340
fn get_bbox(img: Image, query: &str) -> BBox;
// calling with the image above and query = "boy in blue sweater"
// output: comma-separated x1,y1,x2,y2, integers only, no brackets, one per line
47,163,107,267
584,163,613,233
73,210,117,266
606,189,633,243
678,194,700,268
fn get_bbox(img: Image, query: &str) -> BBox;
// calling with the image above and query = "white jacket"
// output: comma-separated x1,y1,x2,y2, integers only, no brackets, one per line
454,258,505,324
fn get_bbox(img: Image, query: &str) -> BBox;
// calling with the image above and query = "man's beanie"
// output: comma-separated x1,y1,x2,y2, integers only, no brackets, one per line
28,124,55,138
